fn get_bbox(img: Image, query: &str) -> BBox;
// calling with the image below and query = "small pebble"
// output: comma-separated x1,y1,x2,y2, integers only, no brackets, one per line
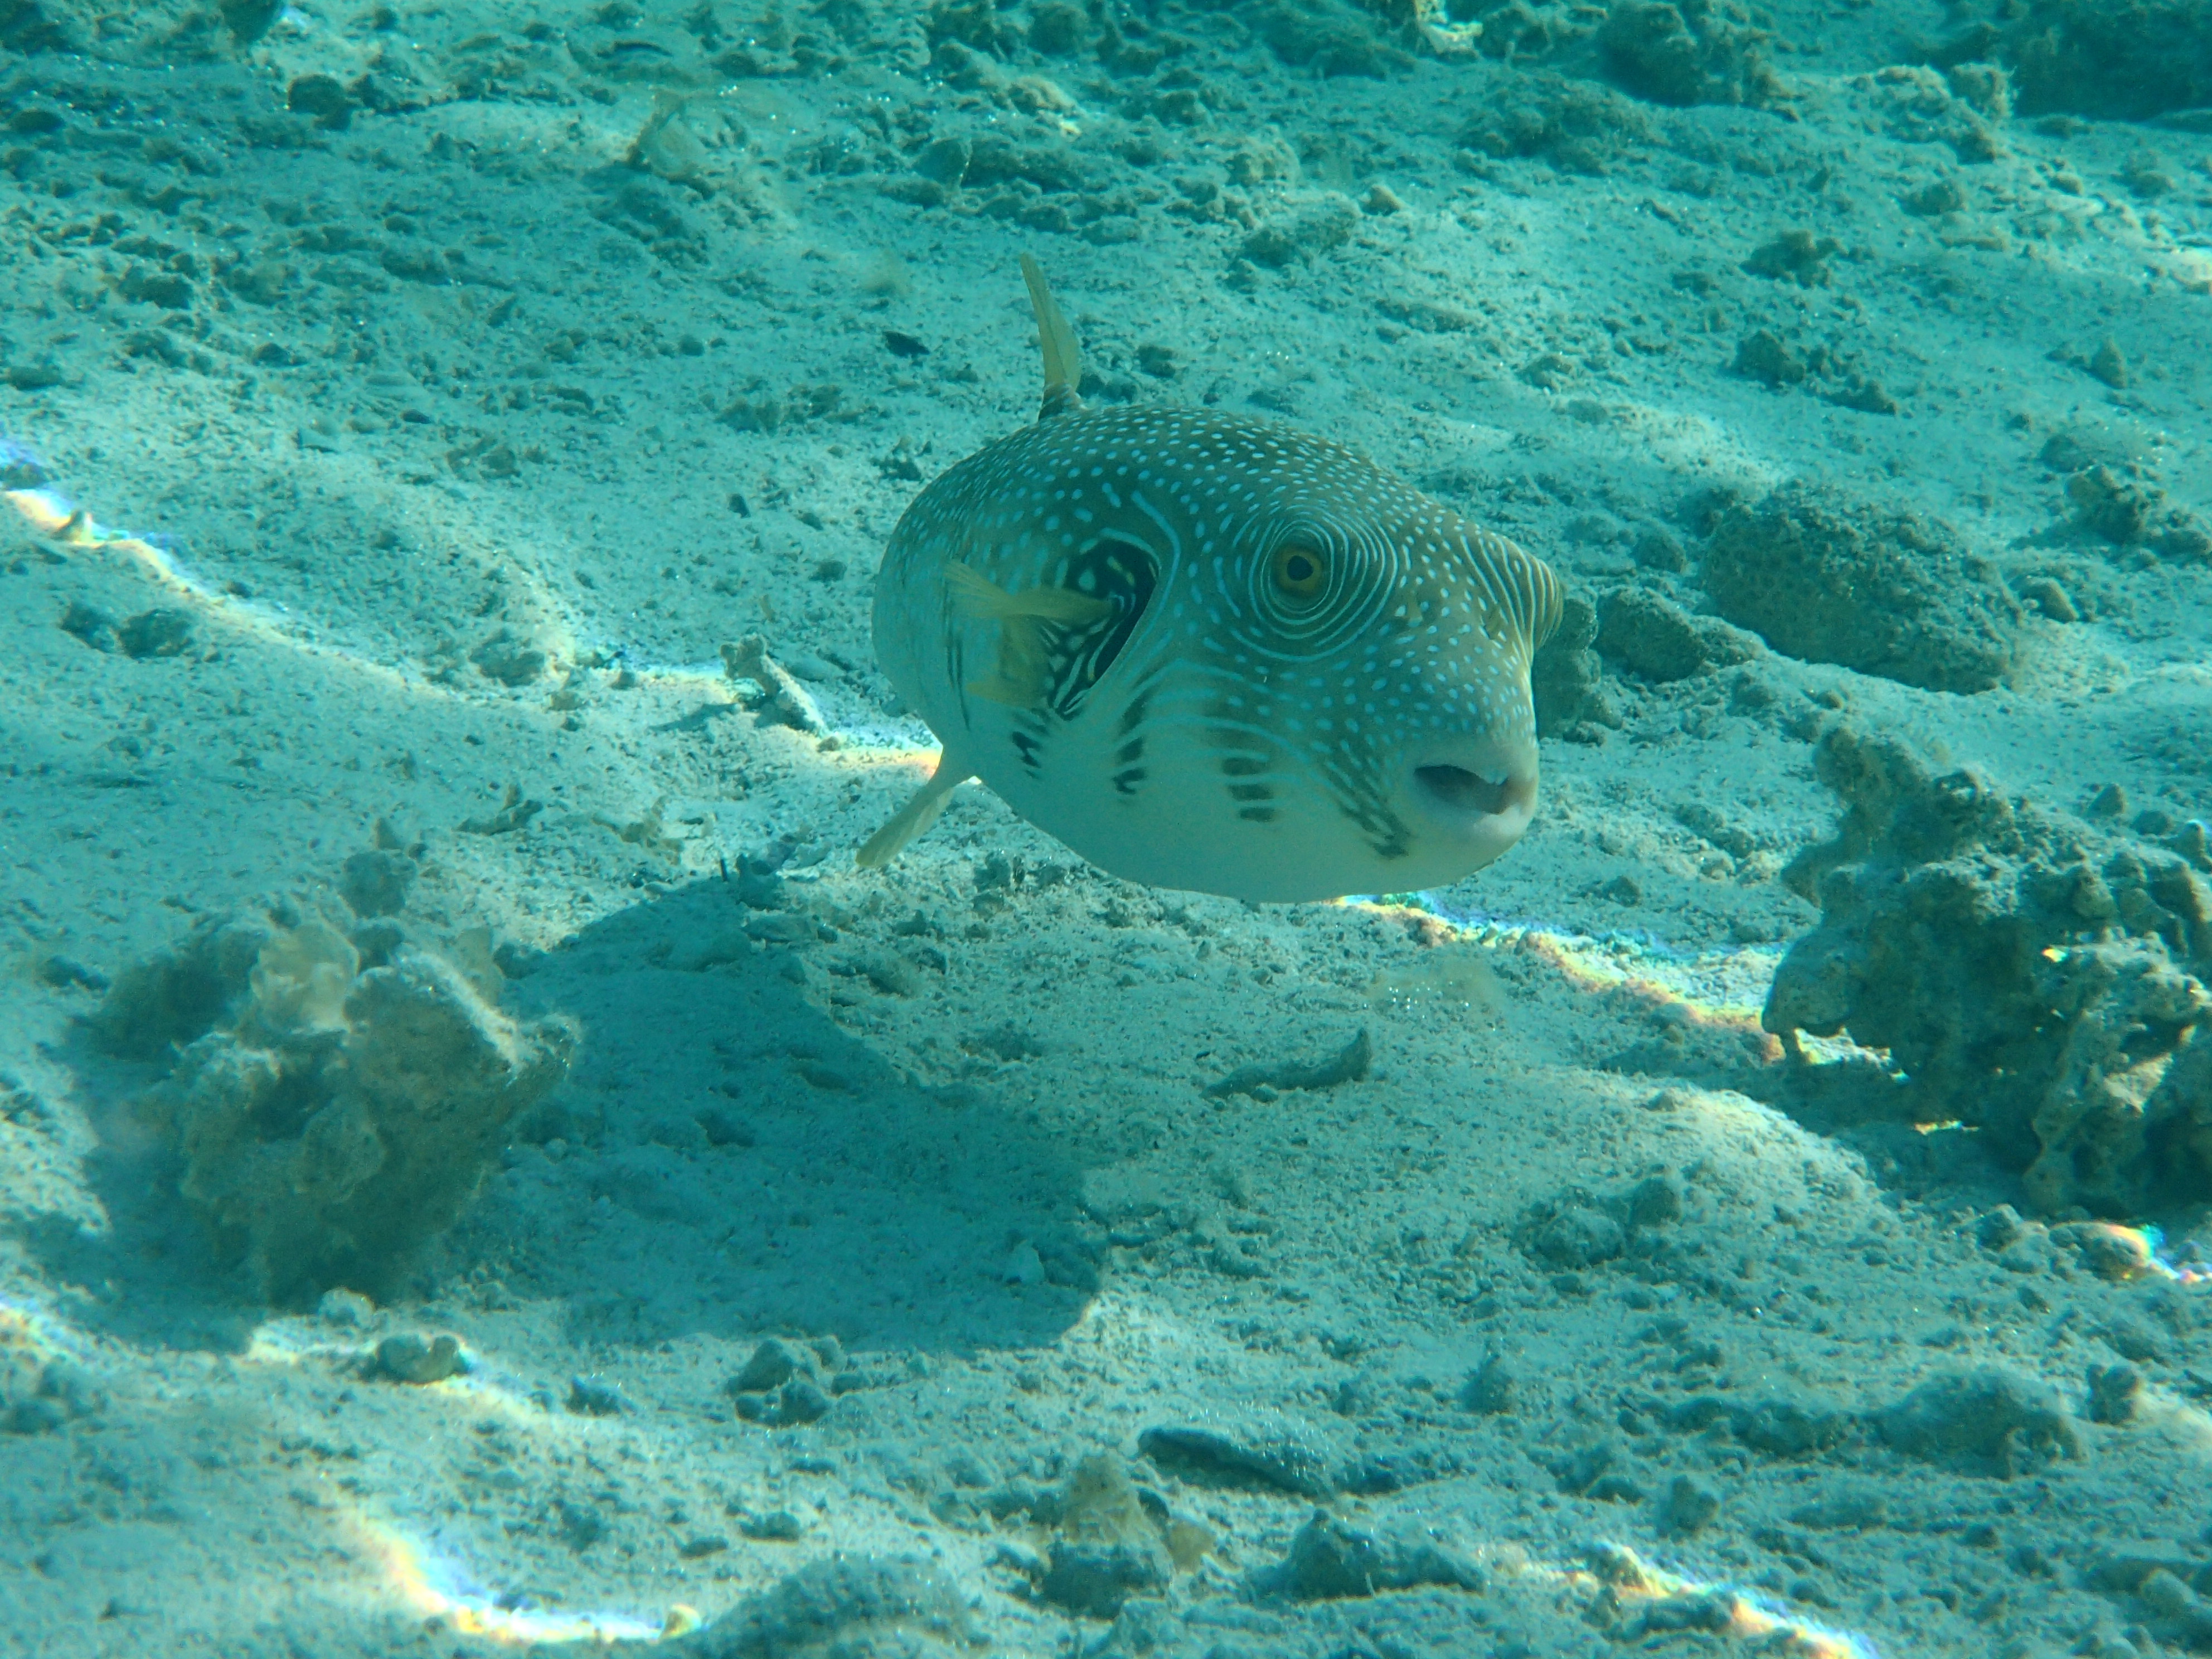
728,1337,818,1395
1531,1206,1624,1269
738,1509,805,1541
2085,1362,2142,1424
1459,1356,1517,1416
317,1287,375,1326
2021,575,2078,622
567,1374,634,1415
2043,1220,2153,1280
1975,1205,2026,1252
375,1331,465,1385
1656,1474,1719,1537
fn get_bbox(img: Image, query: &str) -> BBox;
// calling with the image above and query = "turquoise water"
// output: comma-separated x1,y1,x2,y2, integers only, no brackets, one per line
2,3,2211,1656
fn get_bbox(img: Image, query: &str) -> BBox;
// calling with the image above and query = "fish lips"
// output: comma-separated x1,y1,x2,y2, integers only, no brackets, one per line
1402,741,1540,868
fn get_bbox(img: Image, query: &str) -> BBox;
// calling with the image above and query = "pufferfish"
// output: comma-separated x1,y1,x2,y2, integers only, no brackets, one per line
860,256,1564,904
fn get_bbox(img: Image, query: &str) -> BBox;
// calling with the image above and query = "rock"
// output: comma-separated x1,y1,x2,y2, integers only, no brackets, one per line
1622,1171,1684,1227
1666,1393,1850,1457
1266,1510,1484,1600
2026,575,2070,619
1240,194,1359,267
1001,1240,1046,1285
1519,1169,1689,1271
1701,484,2023,692
36,954,104,991
1530,593,1618,738
59,599,118,652
2052,1221,2160,1282
340,848,417,919
116,608,194,658
286,73,352,129
1727,1395,1852,1457
729,1336,821,1394
1742,229,1839,287
2086,1362,2143,1424
2100,1313,2167,1364
721,636,828,735
1992,0,2212,121
1875,1367,2082,1474
727,1336,841,1427
1787,1485,1889,1530
1734,328,1806,386
666,1555,976,1658
1459,69,1655,174
1530,1206,1625,1268
1204,1028,1371,1099
1027,1,1090,52
1039,1537,1169,1619
1244,0,1406,75
1032,1452,1194,1619
315,1288,374,1325
1762,726,2212,1212
124,914,578,1303
1599,0,1788,107
1458,1356,1518,1415
469,625,554,686
772,1376,832,1424
90,913,273,1061
2061,466,2212,565
374,1331,465,1384
736,1510,804,1541
1976,1205,2026,1251
1138,1417,1342,1497
1551,1438,1622,1494
1593,587,1763,683
567,1375,634,1415
1,1327,102,1435
1655,1474,1719,1537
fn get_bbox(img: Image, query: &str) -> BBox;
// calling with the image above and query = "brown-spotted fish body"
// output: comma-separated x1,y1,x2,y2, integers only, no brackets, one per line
861,256,1564,903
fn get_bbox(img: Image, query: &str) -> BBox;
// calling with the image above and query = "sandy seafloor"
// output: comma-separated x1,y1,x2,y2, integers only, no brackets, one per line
4,0,2212,1655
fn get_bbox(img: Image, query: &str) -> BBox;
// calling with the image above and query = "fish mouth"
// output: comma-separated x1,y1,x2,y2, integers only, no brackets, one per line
1412,763,1529,817
1404,744,1539,862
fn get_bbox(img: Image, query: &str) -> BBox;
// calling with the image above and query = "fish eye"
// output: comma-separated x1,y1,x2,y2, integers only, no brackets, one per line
1270,542,1326,601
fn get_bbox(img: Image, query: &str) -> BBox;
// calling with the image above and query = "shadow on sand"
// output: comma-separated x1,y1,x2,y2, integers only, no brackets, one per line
23,872,1100,1362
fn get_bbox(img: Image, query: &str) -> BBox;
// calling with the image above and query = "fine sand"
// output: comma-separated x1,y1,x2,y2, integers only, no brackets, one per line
3,2,2211,1656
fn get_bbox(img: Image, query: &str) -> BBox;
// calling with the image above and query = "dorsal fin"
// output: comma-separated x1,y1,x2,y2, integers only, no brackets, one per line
1020,252,1084,419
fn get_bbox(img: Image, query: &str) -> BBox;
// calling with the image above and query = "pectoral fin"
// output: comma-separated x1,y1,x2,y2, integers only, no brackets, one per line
947,561,1113,708
946,561,1112,626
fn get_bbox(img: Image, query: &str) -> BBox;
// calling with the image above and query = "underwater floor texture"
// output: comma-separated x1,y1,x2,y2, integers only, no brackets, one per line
3,1,2212,1655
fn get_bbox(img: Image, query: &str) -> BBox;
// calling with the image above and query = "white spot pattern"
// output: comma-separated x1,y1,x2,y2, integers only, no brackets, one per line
872,401,1565,900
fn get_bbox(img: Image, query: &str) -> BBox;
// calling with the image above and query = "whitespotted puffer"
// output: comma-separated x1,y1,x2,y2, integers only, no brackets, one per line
862,256,1564,904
